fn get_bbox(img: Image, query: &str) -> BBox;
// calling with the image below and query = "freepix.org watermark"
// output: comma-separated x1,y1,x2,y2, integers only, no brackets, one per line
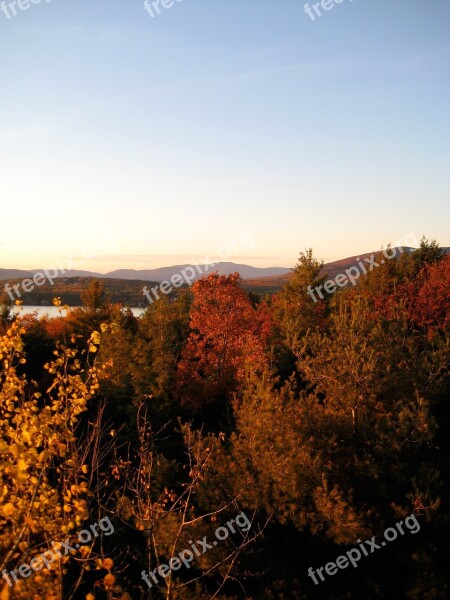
306,233,420,303
3,238,118,302
308,514,421,586
1,516,114,588
141,511,251,589
144,0,187,19
0,0,50,20
304,0,355,22
143,232,254,305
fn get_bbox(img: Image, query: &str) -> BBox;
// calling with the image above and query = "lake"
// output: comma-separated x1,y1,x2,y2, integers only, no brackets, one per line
12,306,146,319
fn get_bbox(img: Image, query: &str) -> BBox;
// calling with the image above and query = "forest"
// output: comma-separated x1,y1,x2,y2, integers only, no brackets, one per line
0,239,449,600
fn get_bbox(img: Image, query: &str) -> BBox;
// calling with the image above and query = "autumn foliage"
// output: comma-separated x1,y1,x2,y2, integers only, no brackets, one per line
0,242,449,599
175,273,271,413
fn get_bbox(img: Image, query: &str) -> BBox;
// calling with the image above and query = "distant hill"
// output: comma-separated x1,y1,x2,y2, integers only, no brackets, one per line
0,268,34,280
105,262,291,281
319,247,414,281
243,247,450,292
3,249,449,285
54,269,105,278
0,268,104,281
242,273,291,295
0,263,290,284
0,276,157,307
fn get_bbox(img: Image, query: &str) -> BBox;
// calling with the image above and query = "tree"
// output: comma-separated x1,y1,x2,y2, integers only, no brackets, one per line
129,293,191,417
273,249,329,381
175,274,269,425
67,280,114,337
80,280,108,311
112,403,265,600
0,318,115,598
0,292,14,333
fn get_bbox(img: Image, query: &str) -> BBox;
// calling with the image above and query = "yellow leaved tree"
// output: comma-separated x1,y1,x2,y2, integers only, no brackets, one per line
0,304,101,599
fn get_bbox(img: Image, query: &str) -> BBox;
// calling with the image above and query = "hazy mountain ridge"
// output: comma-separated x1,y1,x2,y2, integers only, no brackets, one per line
1,248,448,287
0,263,291,282
106,262,291,281
0,268,104,281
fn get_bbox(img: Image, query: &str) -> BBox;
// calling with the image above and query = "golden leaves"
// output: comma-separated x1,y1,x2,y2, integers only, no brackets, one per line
102,558,113,569
1,503,15,517
0,322,101,597
103,574,115,588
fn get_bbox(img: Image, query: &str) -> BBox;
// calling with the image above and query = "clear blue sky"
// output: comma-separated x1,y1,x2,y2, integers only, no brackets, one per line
1,0,449,271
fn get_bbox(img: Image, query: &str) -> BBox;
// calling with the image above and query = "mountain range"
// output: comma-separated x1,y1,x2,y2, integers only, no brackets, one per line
1,247,449,286
0,262,290,282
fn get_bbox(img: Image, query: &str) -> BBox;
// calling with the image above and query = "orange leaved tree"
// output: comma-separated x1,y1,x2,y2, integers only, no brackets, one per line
175,273,269,423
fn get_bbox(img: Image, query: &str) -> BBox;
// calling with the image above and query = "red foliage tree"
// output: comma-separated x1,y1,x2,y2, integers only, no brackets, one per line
175,273,270,412
405,255,450,333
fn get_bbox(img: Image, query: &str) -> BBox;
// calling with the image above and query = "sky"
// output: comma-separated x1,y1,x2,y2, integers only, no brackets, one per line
0,0,449,272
